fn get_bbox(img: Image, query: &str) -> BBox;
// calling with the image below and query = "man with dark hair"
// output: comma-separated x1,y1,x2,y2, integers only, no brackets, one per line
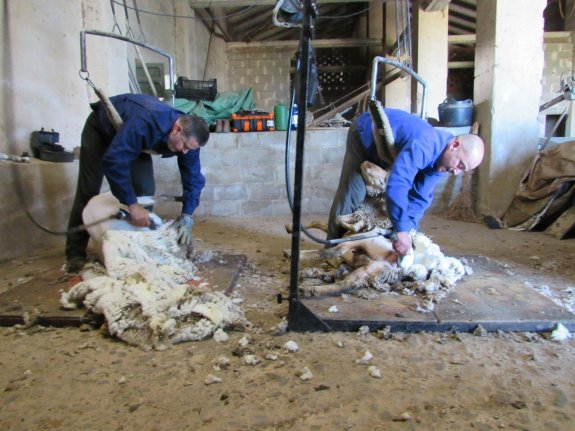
66,93,210,273
328,108,484,257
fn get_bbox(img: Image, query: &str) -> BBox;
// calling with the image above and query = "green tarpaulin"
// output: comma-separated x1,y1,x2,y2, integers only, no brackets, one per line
170,87,256,124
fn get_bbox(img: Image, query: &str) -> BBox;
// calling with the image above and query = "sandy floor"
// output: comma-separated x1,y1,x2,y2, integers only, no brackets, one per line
1,215,574,431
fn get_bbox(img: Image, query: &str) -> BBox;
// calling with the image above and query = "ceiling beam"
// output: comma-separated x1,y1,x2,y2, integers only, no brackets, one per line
448,4,475,19
189,0,368,7
448,15,475,32
227,38,383,49
421,0,451,12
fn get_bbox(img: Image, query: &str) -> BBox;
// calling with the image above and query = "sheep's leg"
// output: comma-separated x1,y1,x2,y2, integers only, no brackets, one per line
336,214,366,233
284,220,328,234
300,260,388,297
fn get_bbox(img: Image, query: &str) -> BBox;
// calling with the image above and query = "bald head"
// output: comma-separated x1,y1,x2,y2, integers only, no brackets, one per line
457,134,485,171
435,134,485,175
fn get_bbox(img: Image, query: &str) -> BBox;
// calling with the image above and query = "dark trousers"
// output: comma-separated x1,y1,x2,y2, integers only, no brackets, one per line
65,112,155,260
327,121,392,240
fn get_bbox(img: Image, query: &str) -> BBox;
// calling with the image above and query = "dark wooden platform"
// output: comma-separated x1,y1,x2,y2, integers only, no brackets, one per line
0,254,246,327
299,255,575,333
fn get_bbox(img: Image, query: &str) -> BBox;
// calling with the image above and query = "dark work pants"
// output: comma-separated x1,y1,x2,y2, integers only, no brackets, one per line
327,122,392,240
65,112,155,260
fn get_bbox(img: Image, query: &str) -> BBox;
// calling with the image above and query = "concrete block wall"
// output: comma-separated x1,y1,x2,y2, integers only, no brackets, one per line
225,46,295,113
154,128,348,218
154,126,465,220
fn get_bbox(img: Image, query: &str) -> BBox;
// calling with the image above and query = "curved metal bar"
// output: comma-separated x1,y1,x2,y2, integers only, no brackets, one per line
370,56,428,118
80,29,174,104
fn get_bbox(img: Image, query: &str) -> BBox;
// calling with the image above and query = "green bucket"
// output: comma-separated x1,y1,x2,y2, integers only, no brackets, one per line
274,102,289,131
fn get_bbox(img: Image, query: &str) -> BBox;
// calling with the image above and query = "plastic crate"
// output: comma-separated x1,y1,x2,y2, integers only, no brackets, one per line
175,77,217,101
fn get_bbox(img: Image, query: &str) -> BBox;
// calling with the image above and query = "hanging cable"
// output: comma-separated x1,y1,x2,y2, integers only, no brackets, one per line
283,55,389,247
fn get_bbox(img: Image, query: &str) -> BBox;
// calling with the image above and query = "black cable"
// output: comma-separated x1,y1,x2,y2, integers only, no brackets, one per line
283,56,387,247
24,211,126,236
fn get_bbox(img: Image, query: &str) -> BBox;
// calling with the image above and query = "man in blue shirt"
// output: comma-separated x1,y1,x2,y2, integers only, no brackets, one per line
327,108,484,256
65,93,209,273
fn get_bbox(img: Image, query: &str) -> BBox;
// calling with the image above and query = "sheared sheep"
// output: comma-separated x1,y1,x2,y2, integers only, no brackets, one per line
291,161,469,309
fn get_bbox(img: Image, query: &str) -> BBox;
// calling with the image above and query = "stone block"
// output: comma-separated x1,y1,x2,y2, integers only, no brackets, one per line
238,145,278,167
273,199,292,216
242,166,275,184
203,167,242,185
241,201,274,216
206,133,238,150
210,200,240,217
247,183,285,200
199,184,216,202
302,197,332,215
214,184,248,200
321,145,346,165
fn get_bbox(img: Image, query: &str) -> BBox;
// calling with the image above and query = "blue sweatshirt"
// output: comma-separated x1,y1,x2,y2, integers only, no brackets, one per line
355,109,453,232
93,94,205,215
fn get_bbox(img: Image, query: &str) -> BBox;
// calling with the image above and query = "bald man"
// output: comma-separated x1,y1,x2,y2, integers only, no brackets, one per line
327,108,484,256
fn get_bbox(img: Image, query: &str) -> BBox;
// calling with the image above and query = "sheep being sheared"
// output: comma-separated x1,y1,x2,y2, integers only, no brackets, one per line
61,200,249,351
292,161,470,310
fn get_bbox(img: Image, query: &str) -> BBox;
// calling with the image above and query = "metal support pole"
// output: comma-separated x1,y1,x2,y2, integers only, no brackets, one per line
287,0,332,332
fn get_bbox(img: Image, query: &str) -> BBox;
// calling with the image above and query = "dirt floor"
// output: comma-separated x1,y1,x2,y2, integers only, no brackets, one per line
1,215,574,431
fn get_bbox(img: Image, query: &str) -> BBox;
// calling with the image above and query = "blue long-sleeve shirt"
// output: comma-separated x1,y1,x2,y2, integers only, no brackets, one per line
354,109,453,232
93,94,205,215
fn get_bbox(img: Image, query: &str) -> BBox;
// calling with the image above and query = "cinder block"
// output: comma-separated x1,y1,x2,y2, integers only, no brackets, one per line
203,167,242,185
198,185,216,202
237,146,278,167
241,201,274,216
205,133,238,150
302,197,332,215
242,166,275,184
272,200,291,216
321,145,346,164
210,200,240,217
247,183,285,200
214,184,248,201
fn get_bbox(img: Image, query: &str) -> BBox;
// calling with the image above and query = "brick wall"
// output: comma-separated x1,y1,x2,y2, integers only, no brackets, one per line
225,46,296,113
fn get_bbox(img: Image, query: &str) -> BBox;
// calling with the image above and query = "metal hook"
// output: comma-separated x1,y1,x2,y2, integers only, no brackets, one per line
78,70,96,90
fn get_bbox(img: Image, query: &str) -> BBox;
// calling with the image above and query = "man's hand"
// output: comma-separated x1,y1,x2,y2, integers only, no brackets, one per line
392,231,412,256
172,214,194,246
127,203,151,227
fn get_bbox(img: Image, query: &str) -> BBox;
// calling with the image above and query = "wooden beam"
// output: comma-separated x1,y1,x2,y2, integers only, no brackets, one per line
448,61,474,69
448,32,572,46
227,38,383,49
421,0,451,12
189,0,366,7
448,34,476,45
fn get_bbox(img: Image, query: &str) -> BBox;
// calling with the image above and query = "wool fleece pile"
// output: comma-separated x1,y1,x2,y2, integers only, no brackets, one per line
60,226,248,350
